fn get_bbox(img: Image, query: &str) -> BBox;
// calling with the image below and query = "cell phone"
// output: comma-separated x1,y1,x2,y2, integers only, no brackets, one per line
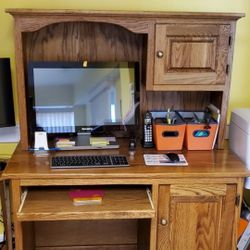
143,112,154,148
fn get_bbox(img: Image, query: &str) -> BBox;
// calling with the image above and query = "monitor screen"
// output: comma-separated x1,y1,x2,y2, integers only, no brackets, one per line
27,61,139,135
0,58,15,127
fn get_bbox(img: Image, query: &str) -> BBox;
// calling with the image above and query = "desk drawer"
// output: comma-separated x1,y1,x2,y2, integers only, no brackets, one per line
17,186,155,221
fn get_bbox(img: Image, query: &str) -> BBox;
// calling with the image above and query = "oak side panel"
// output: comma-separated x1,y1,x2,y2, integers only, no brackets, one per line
0,180,13,250
218,184,237,250
144,22,155,90
14,26,29,149
11,180,24,250
216,22,237,149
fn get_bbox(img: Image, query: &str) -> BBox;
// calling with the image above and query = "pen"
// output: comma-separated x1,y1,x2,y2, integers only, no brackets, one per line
166,108,171,125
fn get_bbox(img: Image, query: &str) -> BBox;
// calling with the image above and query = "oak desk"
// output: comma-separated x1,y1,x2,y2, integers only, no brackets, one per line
2,140,250,250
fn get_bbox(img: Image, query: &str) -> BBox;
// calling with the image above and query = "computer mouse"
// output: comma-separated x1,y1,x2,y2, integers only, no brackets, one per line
166,153,180,162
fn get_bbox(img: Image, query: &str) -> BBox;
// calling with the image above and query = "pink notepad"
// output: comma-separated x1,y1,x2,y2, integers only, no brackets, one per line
69,189,104,199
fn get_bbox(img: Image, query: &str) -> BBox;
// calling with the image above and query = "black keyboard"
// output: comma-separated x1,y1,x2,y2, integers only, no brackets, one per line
51,155,129,169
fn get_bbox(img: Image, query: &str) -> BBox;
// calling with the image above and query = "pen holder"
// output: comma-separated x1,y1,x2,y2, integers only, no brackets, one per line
153,112,186,150
177,111,218,150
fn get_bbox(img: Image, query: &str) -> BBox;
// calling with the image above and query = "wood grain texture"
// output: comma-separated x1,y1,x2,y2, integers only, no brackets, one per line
157,185,170,250
11,180,23,250
0,180,13,250
35,246,137,250
154,24,230,86
22,222,35,250
169,39,216,69
137,219,151,250
24,22,143,62
35,220,137,247
8,9,243,150
5,10,246,249
3,141,250,180
150,21,234,149
170,199,221,249
14,28,29,149
6,9,245,19
17,187,155,221
157,184,236,250
141,91,212,114
218,185,237,250
234,178,245,248
18,178,243,189
216,22,237,149
3,140,247,250
170,184,226,197
149,183,159,250
7,9,155,34
13,18,145,149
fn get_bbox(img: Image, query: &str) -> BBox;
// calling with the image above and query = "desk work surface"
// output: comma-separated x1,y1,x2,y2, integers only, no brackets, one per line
2,139,250,180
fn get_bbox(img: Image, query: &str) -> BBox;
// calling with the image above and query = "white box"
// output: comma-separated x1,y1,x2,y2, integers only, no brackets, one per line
229,108,250,167
229,109,250,188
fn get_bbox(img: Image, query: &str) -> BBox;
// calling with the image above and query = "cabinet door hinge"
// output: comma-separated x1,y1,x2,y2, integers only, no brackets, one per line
229,36,232,47
226,64,230,75
235,194,241,207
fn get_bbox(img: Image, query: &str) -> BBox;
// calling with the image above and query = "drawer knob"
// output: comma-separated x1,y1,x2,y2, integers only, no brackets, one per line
156,50,164,58
160,218,168,226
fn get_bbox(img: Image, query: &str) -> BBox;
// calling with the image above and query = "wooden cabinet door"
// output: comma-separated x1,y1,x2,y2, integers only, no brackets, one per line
154,24,231,89
157,184,238,250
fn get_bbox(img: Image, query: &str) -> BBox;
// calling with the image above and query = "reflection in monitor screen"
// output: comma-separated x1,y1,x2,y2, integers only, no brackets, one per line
28,62,139,134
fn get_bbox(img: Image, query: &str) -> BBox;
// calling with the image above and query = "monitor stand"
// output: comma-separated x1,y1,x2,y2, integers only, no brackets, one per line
57,134,119,150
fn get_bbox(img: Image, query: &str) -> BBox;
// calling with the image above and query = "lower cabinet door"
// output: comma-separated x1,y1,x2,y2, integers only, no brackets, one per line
157,184,237,250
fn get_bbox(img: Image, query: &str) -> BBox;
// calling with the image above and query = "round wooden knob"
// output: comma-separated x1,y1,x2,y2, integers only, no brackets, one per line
156,50,164,58
160,218,168,226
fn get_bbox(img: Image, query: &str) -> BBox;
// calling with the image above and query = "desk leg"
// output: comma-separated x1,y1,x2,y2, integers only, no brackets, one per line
11,180,23,250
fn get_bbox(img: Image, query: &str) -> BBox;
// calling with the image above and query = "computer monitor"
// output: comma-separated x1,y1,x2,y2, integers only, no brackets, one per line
0,58,15,127
27,61,139,137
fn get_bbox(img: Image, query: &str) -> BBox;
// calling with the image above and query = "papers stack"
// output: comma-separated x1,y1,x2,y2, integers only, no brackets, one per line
89,137,109,147
55,138,75,148
144,154,188,166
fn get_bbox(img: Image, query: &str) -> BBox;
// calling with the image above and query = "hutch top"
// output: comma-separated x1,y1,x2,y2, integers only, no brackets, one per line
6,9,244,149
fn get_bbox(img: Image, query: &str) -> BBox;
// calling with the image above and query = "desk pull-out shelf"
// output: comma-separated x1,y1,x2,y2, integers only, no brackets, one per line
17,186,155,221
